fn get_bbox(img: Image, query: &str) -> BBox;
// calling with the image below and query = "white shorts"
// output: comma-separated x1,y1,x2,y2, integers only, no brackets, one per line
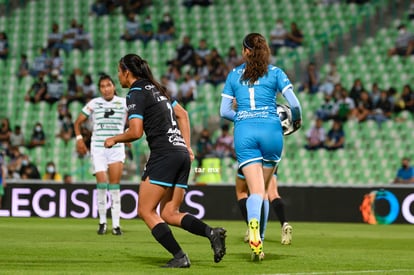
91,145,125,173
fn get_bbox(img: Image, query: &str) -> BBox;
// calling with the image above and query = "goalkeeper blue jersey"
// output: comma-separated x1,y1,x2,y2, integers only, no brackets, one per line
221,63,292,124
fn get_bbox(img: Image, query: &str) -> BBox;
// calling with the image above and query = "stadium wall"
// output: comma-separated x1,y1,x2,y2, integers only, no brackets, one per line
1,182,413,224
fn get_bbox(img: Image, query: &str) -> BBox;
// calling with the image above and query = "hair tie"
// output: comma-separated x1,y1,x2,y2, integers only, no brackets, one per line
243,38,253,50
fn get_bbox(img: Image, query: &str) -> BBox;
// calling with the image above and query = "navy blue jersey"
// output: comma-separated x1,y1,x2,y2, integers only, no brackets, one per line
126,79,187,153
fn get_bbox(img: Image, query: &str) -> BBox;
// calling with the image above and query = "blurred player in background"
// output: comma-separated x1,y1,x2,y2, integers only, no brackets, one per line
74,74,128,235
104,54,226,268
220,33,301,260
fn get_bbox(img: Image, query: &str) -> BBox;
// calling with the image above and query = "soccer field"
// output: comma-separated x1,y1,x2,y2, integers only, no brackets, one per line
1,218,413,275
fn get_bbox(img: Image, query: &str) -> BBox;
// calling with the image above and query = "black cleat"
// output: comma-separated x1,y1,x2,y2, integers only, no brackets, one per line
97,223,107,235
209,227,227,263
162,254,191,268
112,227,122,235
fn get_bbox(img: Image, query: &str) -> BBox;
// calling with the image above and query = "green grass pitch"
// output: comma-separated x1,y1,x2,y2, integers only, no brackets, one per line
1,218,413,275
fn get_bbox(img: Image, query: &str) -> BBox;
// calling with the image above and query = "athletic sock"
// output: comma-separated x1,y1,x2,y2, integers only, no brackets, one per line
260,200,269,240
108,184,121,228
152,222,184,258
246,193,263,223
271,198,287,226
181,214,212,238
97,183,108,224
237,198,248,225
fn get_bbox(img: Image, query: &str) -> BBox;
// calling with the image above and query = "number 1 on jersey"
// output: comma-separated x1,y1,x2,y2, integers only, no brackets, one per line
166,102,177,126
249,87,256,110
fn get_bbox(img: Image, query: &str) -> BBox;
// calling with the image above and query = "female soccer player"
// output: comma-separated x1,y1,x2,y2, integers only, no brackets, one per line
104,54,226,268
236,170,293,246
74,74,127,236
220,33,302,260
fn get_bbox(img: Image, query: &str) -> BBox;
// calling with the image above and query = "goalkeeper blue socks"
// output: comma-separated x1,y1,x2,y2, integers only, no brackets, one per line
246,193,263,224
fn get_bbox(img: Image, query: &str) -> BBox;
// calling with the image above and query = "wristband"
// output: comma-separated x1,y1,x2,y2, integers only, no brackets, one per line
76,135,83,141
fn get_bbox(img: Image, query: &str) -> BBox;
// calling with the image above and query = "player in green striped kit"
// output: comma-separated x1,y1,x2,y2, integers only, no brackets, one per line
74,74,128,235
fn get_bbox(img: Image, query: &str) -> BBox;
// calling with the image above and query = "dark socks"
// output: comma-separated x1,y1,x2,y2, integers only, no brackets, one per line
271,198,287,226
238,198,248,225
152,222,185,259
181,214,212,238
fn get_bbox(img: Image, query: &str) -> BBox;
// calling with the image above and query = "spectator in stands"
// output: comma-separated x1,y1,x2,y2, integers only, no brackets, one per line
207,58,228,87
6,146,24,178
214,124,236,159
62,19,79,55
324,119,345,150
90,0,117,17
305,118,326,150
196,128,214,167
63,174,73,184
57,112,75,145
387,24,414,57
0,117,12,149
369,82,381,106
121,0,152,16
65,69,84,106
42,161,62,182
195,38,210,61
165,60,182,82
9,125,24,148
331,82,343,101
409,0,414,20
0,32,9,63
316,93,335,121
19,154,41,180
161,74,178,98
27,122,46,149
47,22,63,52
351,90,373,122
179,71,197,107
121,12,140,42
74,24,93,52
349,78,365,106
269,19,287,56
225,46,243,71
393,157,414,184
25,72,47,104
138,14,154,46
368,89,393,126
79,73,97,102
394,84,414,115
169,35,195,69
206,48,227,86
299,62,320,94
285,22,304,49
16,54,29,81
319,62,341,96
30,47,50,77
44,69,65,105
0,118,11,150
192,55,209,85
332,88,355,122
183,0,212,9
156,12,175,43
50,49,64,76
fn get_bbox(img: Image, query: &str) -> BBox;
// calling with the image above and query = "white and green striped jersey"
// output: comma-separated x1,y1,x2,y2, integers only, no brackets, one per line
81,96,127,149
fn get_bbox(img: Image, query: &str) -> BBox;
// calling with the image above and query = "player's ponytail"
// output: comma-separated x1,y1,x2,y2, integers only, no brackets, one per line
120,54,169,99
241,33,271,85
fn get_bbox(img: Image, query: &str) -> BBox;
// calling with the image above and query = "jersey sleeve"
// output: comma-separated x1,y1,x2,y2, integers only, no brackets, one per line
275,68,293,93
221,69,235,99
127,90,146,120
81,99,94,117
